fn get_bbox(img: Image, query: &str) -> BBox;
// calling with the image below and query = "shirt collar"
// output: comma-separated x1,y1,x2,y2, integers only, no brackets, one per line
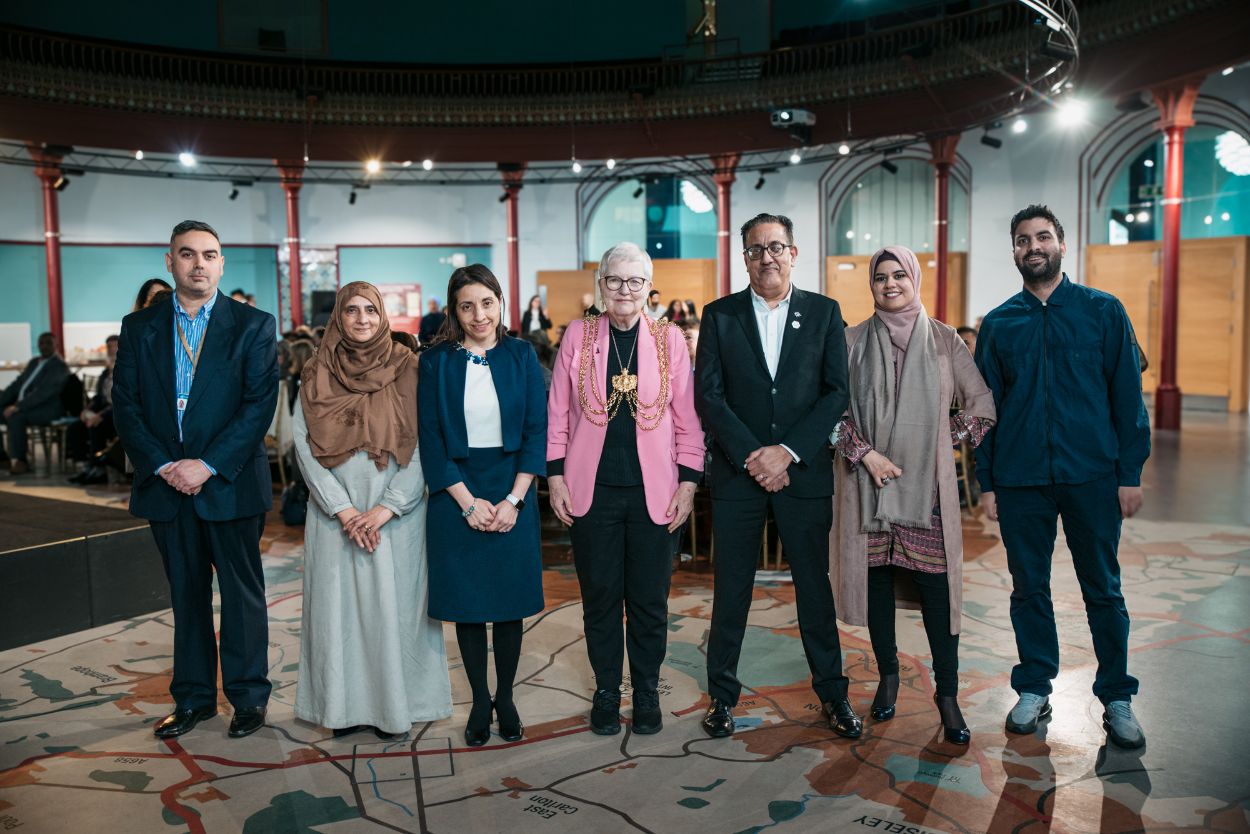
173,291,219,320
749,283,793,313
1021,273,1072,308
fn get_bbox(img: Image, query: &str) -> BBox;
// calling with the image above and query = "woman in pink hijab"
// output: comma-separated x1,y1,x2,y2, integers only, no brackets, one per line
829,245,996,745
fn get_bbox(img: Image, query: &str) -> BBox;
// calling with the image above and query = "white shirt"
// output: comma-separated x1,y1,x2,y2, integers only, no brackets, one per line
645,303,665,321
463,360,503,448
749,283,800,464
750,284,793,380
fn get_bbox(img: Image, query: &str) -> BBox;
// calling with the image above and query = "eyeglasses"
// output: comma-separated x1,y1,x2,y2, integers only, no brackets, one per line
603,275,647,292
743,241,793,260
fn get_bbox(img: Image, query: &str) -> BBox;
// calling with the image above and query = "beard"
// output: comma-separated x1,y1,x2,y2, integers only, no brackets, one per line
1015,250,1062,285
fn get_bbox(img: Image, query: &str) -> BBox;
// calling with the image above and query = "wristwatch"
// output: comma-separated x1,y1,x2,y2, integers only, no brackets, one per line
505,493,525,511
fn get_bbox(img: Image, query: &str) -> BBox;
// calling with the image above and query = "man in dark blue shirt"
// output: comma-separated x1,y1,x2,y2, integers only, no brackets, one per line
975,205,1150,749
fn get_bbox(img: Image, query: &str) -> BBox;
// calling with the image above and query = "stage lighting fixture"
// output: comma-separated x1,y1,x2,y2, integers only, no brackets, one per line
422,159,433,171
571,160,583,174
754,174,765,190
228,188,239,200
1056,98,1089,127
349,190,357,205
1012,118,1028,134
845,230,854,239
401,160,413,168
789,151,801,165
134,150,144,160
1040,33,1077,62
52,176,69,192
1222,67,1234,76
632,184,644,199
980,134,1002,149
838,143,851,155
1136,211,1151,223
606,158,617,170
881,159,899,175
365,159,381,174
1144,159,1155,168
498,192,509,203
1222,212,1231,221
1204,215,1213,225
1124,212,1134,223
178,152,196,167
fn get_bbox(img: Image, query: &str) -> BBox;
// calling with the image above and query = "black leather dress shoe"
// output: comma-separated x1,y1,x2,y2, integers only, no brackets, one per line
464,700,492,747
871,673,899,721
701,698,735,738
823,698,864,739
590,688,622,736
228,706,267,738
154,706,217,738
494,700,524,743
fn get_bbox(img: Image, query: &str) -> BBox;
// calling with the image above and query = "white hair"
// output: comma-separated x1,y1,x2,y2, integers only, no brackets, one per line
596,242,653,283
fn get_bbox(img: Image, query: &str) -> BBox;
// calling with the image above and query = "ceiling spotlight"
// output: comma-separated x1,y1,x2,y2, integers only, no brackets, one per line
401,160,413,168
1222,212,1231,221
881,159,899,174
845,230,854,239
498,192,509,203
303,154,310,163
228,188,239,200
754,174,765,191
178,152,196,167
1056,98,1089,127
632,184,645,199
365,159,381,174
863,233,872,241
571,160,582,174
1124,212,1135,223
1204,215,1213,225
980,132,1003,149
1143,159,1155,168
789,151,801,165
349,189,358,205
52,175,69,192
838,143,851,155
422,159,433,171
134,150,144,160
606,158,617,170
1222,66,1235,76
1011,118,1028,134
1136,210,1151,223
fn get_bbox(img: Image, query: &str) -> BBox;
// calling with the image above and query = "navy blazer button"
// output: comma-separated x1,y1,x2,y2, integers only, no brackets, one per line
771,388,777,395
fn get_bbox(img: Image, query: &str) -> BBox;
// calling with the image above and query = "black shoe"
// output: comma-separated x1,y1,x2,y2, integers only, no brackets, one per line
154,705,217,738
332,725,367,739
823,697,863,739
77,466,108,485
871,673,899,721
494,700,523,743
228,706,267,738
590,688,622,736
631,689,662,735
935,695,970,745
464,700,492,747
373,726,406,741
701,698,735,738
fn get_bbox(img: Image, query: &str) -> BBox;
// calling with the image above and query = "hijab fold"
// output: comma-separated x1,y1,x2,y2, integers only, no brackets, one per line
299,282,418,471
848,246,940,530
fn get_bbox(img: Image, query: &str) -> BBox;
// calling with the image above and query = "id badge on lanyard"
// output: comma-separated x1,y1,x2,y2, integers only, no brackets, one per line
176,317,204,418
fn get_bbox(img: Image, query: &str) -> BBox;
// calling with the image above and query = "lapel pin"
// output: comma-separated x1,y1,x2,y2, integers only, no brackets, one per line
791,320,801,329
794,311,802,317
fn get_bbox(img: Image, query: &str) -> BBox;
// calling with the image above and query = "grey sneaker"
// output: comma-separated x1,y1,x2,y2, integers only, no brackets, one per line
1005,693,1052,734
1102,700,1145,749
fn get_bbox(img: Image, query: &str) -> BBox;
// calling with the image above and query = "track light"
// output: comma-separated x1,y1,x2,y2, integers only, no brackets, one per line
881,159,899,174
606,158,617,170
571,160,583,174
789,151,801,165
754,174,766,190
632,184,644,199
1040,34,1077,61
365,159,381,174
1011,118,1028,134
980,132,1003,149
228,188,239,200
178,152,196,167
422,159,433,171
498,192,509,203
52,175,69,192
134,150,144,160
349,190,357,205
838,143,851,155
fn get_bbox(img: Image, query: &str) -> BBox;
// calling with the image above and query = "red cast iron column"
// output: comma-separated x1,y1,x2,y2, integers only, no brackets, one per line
500,163,526,333
30,146,65,353
711,153,741,298
276,159,305,329
928,135,960,324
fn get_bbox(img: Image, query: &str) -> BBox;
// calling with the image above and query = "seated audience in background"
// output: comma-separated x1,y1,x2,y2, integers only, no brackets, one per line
68,334,120,484
134,277,172,312
313,326,326,345
418,299,446,345
391,330,419,353
957,326,977,355
645,289,665,320
230,288,248,302
521,295,553,344
286,340,317,413
581,292,601,317
663,299,686,323
276,339,293,379
1,332,70,475
679,322,700,368
554,324,567,349
683,300,700,324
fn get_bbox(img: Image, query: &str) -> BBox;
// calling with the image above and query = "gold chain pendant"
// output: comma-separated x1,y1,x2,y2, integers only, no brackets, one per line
576,315,672,430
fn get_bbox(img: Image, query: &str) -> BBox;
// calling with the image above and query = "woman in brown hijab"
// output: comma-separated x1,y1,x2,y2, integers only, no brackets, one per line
292,282,451,740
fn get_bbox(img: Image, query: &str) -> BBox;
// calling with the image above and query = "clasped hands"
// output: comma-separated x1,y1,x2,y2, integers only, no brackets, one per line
746,445,792,493
459,495,518,533
160,459,212,495
337,505,395,553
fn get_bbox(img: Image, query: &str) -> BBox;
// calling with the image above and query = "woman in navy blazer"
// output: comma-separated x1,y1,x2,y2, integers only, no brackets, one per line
418,264,547,747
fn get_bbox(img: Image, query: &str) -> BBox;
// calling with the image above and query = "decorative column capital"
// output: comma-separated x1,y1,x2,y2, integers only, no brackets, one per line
711,152,740,186
275,158,305,191
499,161,526,195
927,134,960,169
1151,76,1204,132
27,143,64,181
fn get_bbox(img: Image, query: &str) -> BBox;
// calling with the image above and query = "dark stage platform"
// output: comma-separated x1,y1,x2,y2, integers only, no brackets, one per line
0,492,168,650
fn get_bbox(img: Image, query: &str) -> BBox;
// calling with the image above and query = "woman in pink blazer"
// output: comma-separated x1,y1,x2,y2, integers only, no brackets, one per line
547,242,705,737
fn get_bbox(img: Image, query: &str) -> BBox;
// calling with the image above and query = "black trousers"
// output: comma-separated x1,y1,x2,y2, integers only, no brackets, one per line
66,413,116,462
707,493,848,706
569,484,678,693
867,565,960,696
149,501,271,710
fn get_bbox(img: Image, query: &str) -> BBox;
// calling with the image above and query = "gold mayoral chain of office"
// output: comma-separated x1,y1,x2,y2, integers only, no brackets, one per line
577,314,671,430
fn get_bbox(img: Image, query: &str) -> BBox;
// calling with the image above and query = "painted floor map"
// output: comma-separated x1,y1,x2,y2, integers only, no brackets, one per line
1,516,1248,833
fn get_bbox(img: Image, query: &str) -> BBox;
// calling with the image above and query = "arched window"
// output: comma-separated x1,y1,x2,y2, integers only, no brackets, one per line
828,158,969,256
584,176,717,261
1099,126,1250,244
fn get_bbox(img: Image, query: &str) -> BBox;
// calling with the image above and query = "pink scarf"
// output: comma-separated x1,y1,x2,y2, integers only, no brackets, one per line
869,246,925,353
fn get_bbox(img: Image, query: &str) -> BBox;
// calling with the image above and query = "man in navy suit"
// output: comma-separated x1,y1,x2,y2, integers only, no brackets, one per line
113,220,279,739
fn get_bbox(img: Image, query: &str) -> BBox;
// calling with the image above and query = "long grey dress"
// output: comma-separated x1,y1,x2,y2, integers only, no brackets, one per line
292,400,451,734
